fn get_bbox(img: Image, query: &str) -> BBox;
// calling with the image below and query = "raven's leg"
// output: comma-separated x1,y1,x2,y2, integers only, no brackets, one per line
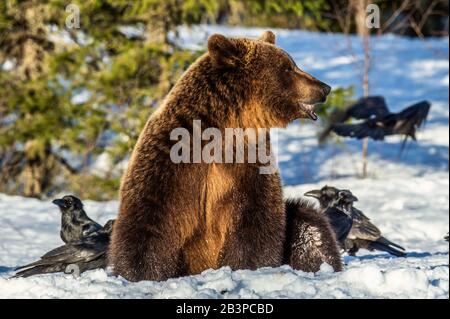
284,198,342,272
348,243,359,256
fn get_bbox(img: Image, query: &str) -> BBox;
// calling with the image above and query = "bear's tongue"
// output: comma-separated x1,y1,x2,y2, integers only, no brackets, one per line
300,103,318,121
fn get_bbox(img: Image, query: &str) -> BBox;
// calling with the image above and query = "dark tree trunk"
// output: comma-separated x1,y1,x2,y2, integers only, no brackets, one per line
22,141,56,198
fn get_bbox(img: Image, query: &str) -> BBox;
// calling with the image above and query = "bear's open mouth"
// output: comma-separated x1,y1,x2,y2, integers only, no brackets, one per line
299,103,318,121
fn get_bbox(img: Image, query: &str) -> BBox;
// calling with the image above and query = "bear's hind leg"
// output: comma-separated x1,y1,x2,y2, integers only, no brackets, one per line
218,205,286,270
284,198,342,273
109,224,186,282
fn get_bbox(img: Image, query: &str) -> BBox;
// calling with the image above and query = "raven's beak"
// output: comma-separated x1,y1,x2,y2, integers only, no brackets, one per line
304,190,322,199
338,190,359,202
52,199,64,207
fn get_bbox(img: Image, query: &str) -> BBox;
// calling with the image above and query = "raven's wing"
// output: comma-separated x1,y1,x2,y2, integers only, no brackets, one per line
325,208,353,245
81,216,103,236
347,208,381,241
41,244,75,259
82,223,102,237
351,207,372,222
346,96,390,119
319,96,390,143
318,108,350,143
83,219,115,240
102,219,115,231
392,101,431,140
331,120,388,140
13,256,106,278
15,241,107,271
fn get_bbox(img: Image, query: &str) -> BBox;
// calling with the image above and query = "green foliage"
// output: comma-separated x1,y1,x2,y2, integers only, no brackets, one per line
68,173,121,201
226,0,331,30
316,86,356,119
316,86,356,143
0,0,356,199
0,0,209,198
0,1,364,199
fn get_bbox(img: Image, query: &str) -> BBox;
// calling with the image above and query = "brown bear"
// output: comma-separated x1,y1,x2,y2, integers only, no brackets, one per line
108,31,342,282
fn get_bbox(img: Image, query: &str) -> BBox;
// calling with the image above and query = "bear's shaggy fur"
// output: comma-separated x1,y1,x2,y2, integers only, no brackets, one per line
284,198,342,272
108,31,340,282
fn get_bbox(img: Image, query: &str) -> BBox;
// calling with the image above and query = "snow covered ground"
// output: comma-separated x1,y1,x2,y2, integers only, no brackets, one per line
0,26,448,299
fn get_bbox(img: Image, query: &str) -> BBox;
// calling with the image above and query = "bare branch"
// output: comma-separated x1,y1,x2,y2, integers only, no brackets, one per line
52,153,78,175
381,0,412,33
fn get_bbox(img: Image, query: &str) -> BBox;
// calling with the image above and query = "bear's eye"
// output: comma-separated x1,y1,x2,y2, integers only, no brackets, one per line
285,66,295,73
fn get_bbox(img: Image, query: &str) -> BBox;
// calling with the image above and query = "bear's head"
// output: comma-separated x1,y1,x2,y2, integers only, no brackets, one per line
207,31,331,128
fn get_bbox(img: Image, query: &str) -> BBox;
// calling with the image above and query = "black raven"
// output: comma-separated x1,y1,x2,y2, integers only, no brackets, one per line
305,187,355,247
52,195,102,244
323,190,355,245
305,186,406,257
319,96,430,143
14,219,115,278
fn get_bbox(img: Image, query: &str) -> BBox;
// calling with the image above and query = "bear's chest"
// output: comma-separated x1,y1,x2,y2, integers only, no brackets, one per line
182,163,283,273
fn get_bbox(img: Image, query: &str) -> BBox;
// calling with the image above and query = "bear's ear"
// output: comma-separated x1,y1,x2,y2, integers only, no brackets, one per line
259,31,276,44
208,34,240,68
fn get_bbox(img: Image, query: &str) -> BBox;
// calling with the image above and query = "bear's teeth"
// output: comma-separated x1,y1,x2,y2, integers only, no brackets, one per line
300,103,318,121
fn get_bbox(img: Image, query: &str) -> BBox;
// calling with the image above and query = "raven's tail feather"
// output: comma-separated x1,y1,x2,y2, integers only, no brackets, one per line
13,265,64,278
376,236,405,251
369,239,406,257
14,259,51,271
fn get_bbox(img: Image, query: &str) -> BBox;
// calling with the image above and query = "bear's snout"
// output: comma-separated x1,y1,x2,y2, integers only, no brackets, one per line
317,82,331,103
296,70,331,105
321,83,331,97
308,81,331,104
